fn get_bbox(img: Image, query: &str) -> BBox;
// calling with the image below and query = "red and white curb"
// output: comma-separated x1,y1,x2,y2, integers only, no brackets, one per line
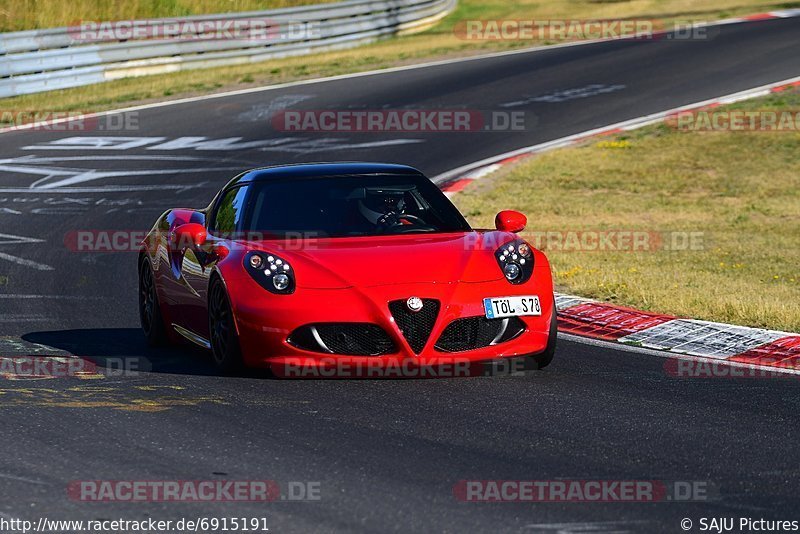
723,8,800,22
555,295,800,369
434,73,800,372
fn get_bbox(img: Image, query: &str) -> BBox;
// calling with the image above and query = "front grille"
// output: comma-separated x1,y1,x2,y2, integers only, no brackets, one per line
435,316,526,353
288,323,396,356
389,299,440,354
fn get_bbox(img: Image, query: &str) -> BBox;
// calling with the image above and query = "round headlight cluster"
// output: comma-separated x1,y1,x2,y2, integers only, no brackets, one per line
245,252,295,294
495,239,534,285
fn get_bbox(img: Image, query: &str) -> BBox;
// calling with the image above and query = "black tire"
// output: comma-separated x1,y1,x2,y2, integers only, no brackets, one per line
209,277,243,374
139,257,168,346
527,303,558,370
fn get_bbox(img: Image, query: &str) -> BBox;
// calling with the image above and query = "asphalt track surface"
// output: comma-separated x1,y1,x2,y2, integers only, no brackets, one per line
1,17,799,533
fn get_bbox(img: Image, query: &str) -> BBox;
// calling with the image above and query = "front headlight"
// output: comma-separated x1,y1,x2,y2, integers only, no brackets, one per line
244,251,296,294
503,262,520,281
495,239,534,284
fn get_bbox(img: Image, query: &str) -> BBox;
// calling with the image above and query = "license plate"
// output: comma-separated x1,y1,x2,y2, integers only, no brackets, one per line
483,296,541,319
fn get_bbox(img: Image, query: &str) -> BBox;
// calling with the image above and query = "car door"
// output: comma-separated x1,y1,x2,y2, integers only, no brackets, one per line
180,185,250,338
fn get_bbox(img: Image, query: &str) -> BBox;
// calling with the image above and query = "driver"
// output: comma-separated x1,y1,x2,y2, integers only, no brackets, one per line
358,191,413,229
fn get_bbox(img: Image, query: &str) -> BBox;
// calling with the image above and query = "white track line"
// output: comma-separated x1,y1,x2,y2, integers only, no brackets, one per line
0,252,54,271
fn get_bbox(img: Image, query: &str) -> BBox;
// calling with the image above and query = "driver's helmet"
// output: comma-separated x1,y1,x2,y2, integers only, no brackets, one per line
358,190,406,225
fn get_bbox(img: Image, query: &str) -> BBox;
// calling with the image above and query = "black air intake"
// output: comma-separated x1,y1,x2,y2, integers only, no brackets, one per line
288,323,396,356
435,316,525,353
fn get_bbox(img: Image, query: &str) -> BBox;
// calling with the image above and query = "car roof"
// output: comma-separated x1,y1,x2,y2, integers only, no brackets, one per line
226,162,425,188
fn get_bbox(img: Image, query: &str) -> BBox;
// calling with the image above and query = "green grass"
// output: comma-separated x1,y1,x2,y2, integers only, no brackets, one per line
453,88,800,332
1,0,797,116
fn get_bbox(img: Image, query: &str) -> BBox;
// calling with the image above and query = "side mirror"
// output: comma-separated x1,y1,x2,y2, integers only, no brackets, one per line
495,210,527,233
173,223,207,247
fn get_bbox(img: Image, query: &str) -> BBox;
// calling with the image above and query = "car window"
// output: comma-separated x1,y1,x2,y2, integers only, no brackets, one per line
245,175,471,238
212,186,248,236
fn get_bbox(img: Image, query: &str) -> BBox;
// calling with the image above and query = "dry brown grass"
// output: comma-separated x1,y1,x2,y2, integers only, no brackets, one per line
1,0,332,32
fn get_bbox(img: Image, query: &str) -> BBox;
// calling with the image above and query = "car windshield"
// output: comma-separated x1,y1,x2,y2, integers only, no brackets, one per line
242,174,472,238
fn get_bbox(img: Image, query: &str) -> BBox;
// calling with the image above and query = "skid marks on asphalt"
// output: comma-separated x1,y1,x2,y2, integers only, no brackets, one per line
0,384,229,412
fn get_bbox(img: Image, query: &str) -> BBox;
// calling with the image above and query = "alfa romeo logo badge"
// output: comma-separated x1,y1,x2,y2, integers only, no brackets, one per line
406,296,423,312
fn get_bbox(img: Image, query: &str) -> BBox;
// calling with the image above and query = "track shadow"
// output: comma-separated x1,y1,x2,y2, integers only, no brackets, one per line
21,328,224,377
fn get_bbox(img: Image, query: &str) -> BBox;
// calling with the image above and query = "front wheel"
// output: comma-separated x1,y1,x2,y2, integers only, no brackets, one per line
139,258,168,346
526,303,558,370
209,277,243,374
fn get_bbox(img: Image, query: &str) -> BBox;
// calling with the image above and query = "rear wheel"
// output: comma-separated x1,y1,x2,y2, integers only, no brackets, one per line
139,258,168,346
526,303,558,370
209,277,243,374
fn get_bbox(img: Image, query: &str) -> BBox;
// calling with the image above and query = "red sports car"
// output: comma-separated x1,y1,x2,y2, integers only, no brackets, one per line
138,163,556,376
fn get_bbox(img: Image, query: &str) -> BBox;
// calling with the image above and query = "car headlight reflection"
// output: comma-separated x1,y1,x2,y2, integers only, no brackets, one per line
245,251,296,294
495,238,534,285
503,263,521,281
273,273,290,291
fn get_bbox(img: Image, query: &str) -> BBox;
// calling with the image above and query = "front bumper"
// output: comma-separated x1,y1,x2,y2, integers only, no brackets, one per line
228,272,554,376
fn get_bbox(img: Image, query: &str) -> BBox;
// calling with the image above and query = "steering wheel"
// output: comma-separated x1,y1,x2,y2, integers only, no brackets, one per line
376,212,434,233
396,214,426,225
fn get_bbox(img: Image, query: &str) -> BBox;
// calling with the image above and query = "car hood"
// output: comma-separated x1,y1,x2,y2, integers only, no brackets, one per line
249,232,515,289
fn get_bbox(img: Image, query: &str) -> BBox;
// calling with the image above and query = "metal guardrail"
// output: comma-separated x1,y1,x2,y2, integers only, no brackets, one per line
0,0,456,98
